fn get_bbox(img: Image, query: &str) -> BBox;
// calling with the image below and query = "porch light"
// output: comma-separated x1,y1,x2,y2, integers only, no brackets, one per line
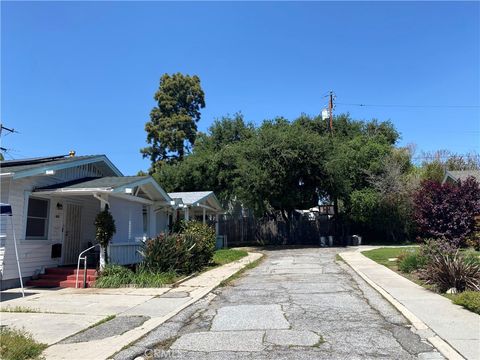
170,200,175,205
45,170,55,175
125,188,133,194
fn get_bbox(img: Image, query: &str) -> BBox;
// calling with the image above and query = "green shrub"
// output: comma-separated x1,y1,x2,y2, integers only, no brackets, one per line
398,251,426,273
140,233,190,273
182,221,216,272
0,327,47,360
140,221,216,274
447,291,480,314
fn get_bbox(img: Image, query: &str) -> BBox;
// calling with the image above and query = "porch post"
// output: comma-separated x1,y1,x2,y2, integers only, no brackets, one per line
215,213,220,235
97,194,109,270
185,207,190,221
203,208,206,224
149,205,156,238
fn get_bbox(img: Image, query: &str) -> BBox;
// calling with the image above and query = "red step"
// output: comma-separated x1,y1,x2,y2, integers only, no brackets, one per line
39,274,98,282
26,267,97,288
26,279,95,288
45,267,97,276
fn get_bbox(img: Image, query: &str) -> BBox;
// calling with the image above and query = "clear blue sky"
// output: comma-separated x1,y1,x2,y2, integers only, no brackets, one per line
2,1,479,174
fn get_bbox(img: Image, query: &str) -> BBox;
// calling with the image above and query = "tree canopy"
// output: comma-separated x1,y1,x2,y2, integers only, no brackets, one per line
141,73,205,172
154,113,401,221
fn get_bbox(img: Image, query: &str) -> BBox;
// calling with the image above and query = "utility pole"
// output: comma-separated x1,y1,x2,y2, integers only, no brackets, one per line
0,122,17,159
322,91,335,132
328,90,336,132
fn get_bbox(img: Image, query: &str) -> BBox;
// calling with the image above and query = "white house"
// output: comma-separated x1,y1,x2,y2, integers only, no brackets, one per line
0,153,223,289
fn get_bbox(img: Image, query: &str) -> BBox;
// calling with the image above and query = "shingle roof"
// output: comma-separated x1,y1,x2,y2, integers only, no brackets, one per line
446,170,480,182
35,176,150,191
168,191,214,205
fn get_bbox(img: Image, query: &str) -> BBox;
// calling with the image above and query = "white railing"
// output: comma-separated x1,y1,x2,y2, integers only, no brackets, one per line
108,242,143,265
76,244,100,288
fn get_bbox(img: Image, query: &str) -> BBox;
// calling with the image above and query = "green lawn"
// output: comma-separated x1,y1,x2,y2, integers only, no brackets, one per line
212,249,248,265
362,247,480,315
0,327,47,360
361,247,418,270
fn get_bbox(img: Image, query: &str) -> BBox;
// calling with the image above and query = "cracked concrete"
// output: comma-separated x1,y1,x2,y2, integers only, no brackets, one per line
115,248,445,360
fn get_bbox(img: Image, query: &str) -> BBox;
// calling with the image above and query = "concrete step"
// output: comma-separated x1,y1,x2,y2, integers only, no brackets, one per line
39,273,98,282
45,267,97,276
26,279,96,288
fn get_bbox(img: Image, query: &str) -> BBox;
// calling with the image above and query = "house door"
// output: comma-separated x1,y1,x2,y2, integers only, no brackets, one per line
63,203,82,265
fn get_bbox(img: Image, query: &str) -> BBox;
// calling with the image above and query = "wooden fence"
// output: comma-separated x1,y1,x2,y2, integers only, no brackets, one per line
218,215,342,247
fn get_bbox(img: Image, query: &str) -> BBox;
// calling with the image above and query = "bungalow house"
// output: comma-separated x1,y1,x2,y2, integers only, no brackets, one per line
0,153,223,289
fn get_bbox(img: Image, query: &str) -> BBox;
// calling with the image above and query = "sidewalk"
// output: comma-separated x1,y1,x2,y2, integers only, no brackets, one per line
340,248,480,360
1,252,262,360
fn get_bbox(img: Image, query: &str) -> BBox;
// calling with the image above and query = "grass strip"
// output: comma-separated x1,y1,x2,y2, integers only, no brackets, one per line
0,327,47,360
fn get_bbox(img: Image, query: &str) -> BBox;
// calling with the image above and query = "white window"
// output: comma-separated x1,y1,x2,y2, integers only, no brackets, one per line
26,197,49,239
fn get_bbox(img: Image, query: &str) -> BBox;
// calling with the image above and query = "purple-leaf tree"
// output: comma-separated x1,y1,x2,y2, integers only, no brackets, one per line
413,176,480,247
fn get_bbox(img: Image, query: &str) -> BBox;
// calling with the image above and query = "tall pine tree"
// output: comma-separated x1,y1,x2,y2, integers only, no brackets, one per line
141,73,205,172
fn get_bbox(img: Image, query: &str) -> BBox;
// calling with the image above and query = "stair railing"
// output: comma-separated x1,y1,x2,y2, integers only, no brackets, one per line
75,244,100,288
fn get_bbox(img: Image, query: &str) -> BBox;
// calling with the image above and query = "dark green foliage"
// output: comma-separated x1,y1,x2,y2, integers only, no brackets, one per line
141,221,216,274
182,221,216,272
0,327,47,360
154,113,401,228
141,73,205,171
94,208,116,263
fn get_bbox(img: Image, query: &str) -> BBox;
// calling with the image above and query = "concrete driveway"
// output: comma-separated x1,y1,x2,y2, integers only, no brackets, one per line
115,248,444,360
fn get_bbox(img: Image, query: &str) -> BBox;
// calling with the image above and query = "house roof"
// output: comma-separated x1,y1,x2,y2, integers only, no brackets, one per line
168,191,215,205
0,154,122,178
443,170,480,183
34,176,171,202
168,191,224,212
35,176,148,190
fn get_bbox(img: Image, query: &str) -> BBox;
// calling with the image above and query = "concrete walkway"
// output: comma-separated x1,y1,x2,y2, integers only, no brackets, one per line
340,247,480,360
0,252,262,360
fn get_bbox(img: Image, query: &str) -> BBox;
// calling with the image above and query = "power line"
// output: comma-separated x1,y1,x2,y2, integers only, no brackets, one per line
336,102,480,109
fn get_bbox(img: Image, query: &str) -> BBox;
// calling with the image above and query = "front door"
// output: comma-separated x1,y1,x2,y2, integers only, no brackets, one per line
63,203,82,265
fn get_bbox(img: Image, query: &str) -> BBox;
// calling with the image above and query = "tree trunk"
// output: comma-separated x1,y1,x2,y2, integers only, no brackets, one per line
99,246,107,270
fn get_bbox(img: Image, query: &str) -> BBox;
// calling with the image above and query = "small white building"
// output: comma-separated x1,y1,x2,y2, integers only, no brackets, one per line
0,154,223,289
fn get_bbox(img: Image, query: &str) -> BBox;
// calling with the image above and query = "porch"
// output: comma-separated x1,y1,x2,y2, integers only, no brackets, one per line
31,176,172,268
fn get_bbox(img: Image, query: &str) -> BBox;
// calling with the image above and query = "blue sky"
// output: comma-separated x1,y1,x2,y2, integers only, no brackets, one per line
2,1,479,174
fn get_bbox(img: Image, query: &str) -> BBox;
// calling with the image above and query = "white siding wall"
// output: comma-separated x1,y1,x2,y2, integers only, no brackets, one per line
0,164,104,281
81,196,100,248
108,197,144,243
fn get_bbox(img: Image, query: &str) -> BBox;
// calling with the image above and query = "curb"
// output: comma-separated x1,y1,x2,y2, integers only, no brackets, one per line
339,252,465,360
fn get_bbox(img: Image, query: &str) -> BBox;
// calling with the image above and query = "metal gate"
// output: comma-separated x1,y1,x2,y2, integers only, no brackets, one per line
63,203,82,265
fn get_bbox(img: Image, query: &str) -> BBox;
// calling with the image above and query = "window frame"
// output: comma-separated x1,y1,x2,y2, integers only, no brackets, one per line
25,196,50,240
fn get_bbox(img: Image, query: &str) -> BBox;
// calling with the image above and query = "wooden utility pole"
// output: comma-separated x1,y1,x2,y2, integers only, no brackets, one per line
328,91,334,132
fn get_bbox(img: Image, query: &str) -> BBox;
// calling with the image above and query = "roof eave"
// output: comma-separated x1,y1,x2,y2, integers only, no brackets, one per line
11,155,123,179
